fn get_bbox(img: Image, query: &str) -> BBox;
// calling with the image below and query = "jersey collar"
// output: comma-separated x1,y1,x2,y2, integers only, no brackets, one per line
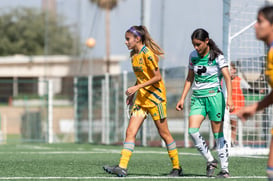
139,45,146,54
198,51,210,59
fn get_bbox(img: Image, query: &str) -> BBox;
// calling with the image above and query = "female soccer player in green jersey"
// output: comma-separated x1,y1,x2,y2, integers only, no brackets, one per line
237,6,273,181
176,28,234,178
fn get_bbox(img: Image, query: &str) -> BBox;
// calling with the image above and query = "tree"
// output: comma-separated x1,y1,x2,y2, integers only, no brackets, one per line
90,0,118,73
0,8,78,56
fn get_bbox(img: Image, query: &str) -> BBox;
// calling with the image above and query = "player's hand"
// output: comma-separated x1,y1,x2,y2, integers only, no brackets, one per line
226,98,234,113
236,103,258,122
176,99,184,111
227,102,234,113
126,85,139,96
126,94,134,105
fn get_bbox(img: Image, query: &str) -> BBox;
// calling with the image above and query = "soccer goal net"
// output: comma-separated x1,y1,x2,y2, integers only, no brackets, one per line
224,0,273,156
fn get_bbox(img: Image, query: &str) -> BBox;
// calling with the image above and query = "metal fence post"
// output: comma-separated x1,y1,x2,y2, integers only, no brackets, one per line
161,68,166,147
238,119,243,147
101,79,106,144
184,70,189,148
88,75,93,143
73,77,79,143
123,71,128,140
209,121,214,148
48,79,53,143
141,119,147,146
102,74,110,144
105,73,110,144
114,81,119,142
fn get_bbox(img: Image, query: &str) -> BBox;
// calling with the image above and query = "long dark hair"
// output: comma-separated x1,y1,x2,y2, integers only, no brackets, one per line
191,28,223,61
258,5,273,24
126,25,164,57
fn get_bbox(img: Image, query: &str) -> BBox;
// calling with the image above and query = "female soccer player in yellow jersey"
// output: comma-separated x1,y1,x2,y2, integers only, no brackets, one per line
103,25,183,177
176,28,234,178
237,6,273,181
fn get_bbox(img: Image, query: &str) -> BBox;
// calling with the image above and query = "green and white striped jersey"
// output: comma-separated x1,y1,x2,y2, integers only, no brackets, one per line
188,50,228,97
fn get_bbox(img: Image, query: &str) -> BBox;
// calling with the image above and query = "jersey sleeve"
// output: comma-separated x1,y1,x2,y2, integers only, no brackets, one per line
145,50,158,70
188,53,194,70
217,54,228,69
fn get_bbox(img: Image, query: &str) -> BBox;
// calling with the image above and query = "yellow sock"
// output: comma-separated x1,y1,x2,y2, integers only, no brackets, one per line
168,149,180,169
119,149,132,169
167,141,180,169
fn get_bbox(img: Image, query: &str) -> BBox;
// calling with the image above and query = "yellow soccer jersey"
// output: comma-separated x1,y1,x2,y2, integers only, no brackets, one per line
131,46,166,108
266,44,273,88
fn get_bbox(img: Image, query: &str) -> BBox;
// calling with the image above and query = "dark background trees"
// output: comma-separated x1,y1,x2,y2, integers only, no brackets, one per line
0,8,78,56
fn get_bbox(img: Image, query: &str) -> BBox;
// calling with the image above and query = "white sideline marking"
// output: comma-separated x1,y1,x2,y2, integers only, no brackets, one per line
93,148,200,155
16,145,53,150
0,149,267,159
0,176,267,180
0,151,199,155
93,148,268,158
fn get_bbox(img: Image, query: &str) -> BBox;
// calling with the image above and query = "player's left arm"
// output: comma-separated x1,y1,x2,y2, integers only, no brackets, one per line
126,52,161,96
237,91,273,121
222,66,234,112
126,68,161,96
136,67,161,88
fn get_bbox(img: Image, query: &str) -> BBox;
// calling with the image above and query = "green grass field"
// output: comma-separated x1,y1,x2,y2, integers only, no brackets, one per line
0,143,268,180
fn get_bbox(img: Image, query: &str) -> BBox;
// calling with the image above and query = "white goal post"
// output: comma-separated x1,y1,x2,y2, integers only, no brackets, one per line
223,0,272,156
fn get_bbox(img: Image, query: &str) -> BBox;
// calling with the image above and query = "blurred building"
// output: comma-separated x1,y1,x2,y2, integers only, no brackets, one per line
0,55,127,101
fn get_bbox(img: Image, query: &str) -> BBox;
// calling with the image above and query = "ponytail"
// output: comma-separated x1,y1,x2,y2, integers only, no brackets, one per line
141,26,164,56
191,28,223,60
208,39,223,61
126,25,164,57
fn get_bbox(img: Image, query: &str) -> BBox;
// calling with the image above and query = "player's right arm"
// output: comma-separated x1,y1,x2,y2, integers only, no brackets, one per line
237,90,273,121
126,81,137,105
176,69,194,111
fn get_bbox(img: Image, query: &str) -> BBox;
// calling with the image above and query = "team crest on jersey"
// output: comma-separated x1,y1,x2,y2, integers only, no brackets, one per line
191,57,199,64
207,59,216,66
148,56,153,61
133,66,143,72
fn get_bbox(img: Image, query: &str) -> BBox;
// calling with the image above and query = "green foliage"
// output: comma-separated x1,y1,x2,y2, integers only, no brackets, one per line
0,8,78,56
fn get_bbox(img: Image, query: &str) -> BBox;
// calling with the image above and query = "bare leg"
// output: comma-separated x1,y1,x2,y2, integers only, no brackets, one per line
154,118,174,144
119,116,145,169
154,118,181,170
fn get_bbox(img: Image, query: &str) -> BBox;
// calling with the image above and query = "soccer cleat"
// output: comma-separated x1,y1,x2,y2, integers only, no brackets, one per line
103,165,128,177
216,170,230,178
168,166,183,177
206,159,218,177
